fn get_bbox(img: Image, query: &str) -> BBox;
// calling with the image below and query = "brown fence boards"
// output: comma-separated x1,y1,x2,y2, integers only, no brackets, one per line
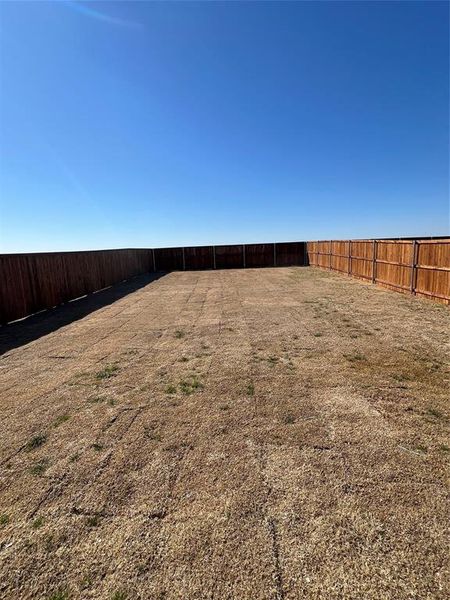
0,249,152,324
275,242,307,266
245,244,274,268
307,239,450,305
214,245,245,269
2,238,447,325
153,247,184,271
183,246,214,270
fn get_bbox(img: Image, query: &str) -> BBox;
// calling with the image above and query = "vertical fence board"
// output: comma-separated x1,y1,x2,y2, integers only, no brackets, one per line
306,239,450,305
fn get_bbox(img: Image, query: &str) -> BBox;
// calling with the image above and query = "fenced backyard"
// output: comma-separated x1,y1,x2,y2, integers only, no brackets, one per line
0,265,448,600
1,238,449,325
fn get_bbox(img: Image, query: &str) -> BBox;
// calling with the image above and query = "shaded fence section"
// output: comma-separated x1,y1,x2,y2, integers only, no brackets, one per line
1,242,306,324
307,239,450,305
152,242,306,271
0,249,153,324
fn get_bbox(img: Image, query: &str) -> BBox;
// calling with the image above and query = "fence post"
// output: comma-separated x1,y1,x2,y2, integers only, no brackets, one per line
372,240,377,283
329,241,332,270
348,241,352,276
273,243,277,267
212,246,216,270
243,245,246,268
152,249,156,272
410,240,418,294
182,247,186,271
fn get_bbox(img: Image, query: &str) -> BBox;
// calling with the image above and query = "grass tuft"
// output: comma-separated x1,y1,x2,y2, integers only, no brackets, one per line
344,352,366,362
426,407,445,420
179,374,203,395
0,514,10,526
29,459,49,476
32,516,44,529
283,413,296,425
165,384,177,395
86,515,100,527
95,364,119,380
53,414,70,428
48,590,69,600
246,382,255,396
26,434,47,452
174,330,185,339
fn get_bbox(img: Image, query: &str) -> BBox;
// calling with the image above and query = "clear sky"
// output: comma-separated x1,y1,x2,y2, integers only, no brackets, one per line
0,1,448,253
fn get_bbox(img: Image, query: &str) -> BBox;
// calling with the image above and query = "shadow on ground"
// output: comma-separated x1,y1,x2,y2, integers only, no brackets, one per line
0,272,166,355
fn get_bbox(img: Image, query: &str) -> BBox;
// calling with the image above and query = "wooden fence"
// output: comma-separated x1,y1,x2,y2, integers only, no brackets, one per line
152,242,306,271
0,242,306,324
0,249,153,325
307,239,450,305
2,239,448,324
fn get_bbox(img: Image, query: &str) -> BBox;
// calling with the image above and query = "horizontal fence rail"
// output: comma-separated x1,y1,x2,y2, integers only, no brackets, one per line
307,239,450,305
0,242,307,324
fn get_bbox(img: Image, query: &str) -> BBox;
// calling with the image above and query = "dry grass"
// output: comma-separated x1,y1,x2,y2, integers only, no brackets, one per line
0,267,449,599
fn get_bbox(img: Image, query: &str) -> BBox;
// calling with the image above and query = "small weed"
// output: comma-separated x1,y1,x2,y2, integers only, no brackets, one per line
344,352,366,362
165,384,177,395
53,414,70,428
415,444,428,454
69,453,80,463
86,515,100,527
426,407,445,419
146,430,162,442
0,514,9,526
392,373,411,382
313,332,323,338
95,364,119,380
267,356,278,365
48,590,69,600
283,413,295,425
91,443,103,452
32,516,44,529
219,404,230,411
349,333,358,339
179,356,189,362
80,576,93,589
88,395,105,404
179,375,203,395
26,434,47,452
111,591,127,600
29,459,49,476
174,330,185,339
108,398,117,406
439,444,449,453
246,382,255,396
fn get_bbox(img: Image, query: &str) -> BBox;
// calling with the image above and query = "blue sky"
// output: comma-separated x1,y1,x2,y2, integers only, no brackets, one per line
0,1,448,252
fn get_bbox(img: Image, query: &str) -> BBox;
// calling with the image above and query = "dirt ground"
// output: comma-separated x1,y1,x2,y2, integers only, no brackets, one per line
0,267,448,600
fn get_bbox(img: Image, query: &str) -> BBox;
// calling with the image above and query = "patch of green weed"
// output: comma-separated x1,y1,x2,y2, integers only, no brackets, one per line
95,364,119,380
26,434,47,451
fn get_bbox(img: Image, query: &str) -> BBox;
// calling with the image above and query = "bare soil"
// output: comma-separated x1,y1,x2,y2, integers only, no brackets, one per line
0,267,448,600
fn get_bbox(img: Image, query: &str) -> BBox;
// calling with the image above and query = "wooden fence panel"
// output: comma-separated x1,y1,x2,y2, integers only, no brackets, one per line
415,241,450,303
307,238,450,305
153,247,183,271
214,245,244,269
245,244,274,268
276,242,306,266
0,249,153,324
184,246,214,270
